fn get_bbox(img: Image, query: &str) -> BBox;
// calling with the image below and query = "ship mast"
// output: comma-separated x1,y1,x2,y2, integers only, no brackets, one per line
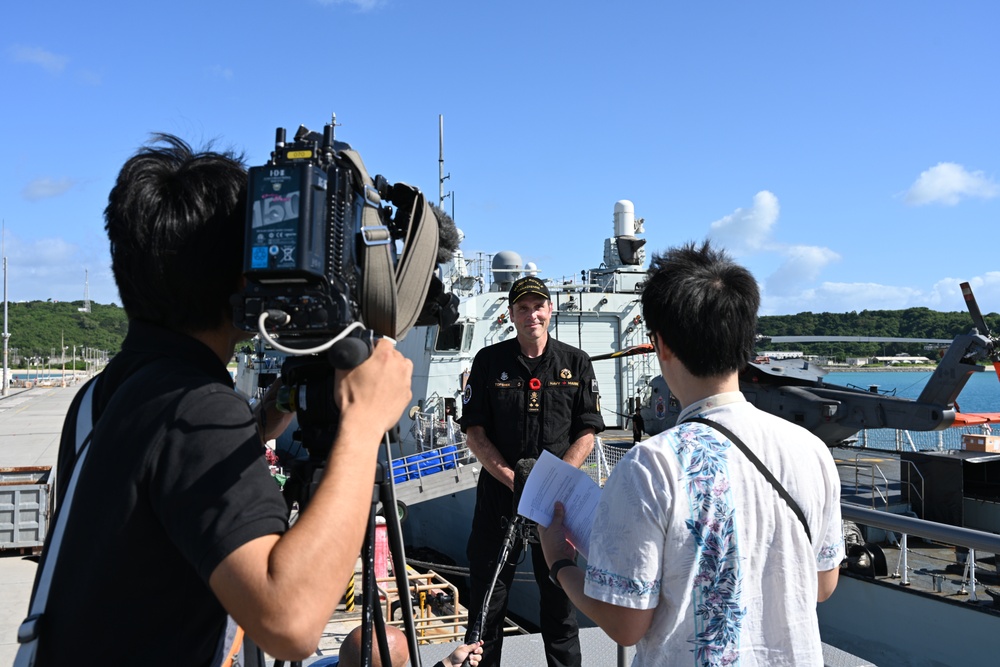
438,115,451,213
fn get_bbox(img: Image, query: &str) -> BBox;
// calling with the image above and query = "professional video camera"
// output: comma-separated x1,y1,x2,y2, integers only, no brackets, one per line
233,117,458,354
233,117,459,460
232,119,458,667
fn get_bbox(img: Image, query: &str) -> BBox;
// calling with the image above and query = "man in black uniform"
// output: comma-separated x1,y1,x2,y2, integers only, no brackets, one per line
461,276,605,667
23,135,413,666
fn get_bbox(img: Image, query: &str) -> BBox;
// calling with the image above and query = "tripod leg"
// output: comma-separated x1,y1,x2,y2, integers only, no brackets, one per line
376,443,424,667
360,504,375,667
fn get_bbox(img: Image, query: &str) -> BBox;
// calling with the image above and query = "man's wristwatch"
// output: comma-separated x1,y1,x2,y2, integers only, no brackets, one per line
548,558,577,589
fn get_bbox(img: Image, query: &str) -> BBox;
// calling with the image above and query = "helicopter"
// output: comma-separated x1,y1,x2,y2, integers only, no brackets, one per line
592,282,1000,446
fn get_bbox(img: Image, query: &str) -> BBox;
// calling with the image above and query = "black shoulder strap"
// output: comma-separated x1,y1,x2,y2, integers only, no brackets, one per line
685,417,812,543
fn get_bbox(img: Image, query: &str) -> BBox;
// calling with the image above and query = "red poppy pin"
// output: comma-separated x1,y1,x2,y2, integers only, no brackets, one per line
529,378,541,390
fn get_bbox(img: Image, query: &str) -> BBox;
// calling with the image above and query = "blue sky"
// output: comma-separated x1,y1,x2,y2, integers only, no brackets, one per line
3,1,999,317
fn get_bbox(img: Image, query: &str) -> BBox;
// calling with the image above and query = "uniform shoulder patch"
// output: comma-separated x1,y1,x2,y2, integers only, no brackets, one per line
463,384,472,404
591,378,599,393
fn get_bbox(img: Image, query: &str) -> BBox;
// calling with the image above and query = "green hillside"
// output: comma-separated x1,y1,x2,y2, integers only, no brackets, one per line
2,301,996,368
757,307,999,360
3,301,127,367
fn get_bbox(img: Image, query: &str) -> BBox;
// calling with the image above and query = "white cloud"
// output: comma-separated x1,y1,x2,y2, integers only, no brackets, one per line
313,0,385,10
761,281,922,315
904,162,999,206
765,245,841,296
207,65,234,81
22,177,78,201
77,69,103,86
706,191,842,301
760,273,1000,318
9,45,68,73
1,235,119,305
709,190,780,253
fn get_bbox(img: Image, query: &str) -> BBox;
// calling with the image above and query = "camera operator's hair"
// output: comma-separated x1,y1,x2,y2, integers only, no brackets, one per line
641,240,759,378
105,134,247,332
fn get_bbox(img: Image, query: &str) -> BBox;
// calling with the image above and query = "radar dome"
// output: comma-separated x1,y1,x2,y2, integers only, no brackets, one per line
524,261,538,277
614,200,635,237
492,251,522,277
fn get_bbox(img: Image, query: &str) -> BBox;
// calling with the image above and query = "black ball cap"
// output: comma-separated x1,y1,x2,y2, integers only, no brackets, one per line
509,276,550,304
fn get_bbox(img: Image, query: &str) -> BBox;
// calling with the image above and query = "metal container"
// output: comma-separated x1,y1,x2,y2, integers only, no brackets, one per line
0,466,52,551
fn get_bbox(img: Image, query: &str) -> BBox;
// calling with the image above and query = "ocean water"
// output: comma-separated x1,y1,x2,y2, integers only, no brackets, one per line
826,369,1000,413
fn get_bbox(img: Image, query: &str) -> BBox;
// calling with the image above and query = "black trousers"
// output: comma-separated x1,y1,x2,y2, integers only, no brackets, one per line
466,521,581,667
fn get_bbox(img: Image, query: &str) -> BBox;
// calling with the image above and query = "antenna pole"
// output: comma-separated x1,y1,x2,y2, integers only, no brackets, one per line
438,115,450,209
81,269,91,314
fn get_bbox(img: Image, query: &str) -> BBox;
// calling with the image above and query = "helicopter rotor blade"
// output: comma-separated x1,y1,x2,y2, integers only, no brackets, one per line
590,343,654,362
961,281,1000,383
961,282,992,336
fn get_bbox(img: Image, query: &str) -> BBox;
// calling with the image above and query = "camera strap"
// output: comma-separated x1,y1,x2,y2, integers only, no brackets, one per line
338,149,440,340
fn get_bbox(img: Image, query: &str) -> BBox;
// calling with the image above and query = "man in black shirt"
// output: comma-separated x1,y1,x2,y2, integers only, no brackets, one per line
24,135,413,666
461,276,605,667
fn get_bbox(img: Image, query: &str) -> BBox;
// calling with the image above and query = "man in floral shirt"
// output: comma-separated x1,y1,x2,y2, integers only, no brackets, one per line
539,241,844,666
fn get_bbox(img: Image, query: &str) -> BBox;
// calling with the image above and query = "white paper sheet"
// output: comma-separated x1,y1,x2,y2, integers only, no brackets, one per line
516,450,601,558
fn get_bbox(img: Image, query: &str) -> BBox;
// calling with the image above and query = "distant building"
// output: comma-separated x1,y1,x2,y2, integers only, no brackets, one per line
870,355,933,365
757,350,804,360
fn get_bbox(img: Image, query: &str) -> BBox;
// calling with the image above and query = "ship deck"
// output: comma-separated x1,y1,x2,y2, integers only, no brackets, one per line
6,385,998,665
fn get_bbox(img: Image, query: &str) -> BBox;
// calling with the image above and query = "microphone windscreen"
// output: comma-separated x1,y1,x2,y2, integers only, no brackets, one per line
429,203,461,263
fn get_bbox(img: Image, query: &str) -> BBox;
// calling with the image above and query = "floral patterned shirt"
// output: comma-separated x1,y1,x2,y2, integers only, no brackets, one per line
584,394,844,666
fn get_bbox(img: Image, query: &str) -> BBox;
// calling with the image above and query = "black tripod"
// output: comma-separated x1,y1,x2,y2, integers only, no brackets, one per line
275,438,422,667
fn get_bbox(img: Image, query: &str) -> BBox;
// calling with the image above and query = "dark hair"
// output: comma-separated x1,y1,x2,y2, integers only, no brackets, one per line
641,240,759,377
104,134,247,332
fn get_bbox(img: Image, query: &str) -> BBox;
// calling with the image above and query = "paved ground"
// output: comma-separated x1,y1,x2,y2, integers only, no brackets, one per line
0,382,85,666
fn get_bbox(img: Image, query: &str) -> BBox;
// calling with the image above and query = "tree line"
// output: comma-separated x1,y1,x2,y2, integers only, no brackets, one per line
3,300,127,367
757,307,998,360
2,302,996,366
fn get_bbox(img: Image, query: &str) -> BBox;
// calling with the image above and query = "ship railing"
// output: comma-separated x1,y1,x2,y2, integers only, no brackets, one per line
841,457,891,511
410,410,465,453
899,459,925,519
582,436,628,487
842,503,1000,600
390,443,475,485
853,424,994,452
836,456,926,519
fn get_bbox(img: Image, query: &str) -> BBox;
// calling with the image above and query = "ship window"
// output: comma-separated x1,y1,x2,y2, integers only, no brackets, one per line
435,323,465,352
462,324,475,352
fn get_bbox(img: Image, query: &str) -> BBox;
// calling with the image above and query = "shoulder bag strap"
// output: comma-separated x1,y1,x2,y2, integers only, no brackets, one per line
15,378,99,666
685,416,812,543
